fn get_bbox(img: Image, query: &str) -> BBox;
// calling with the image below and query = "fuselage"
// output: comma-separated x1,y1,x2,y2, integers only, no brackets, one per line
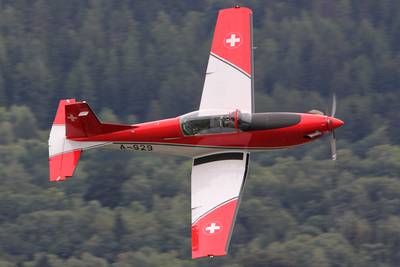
70,111,344,157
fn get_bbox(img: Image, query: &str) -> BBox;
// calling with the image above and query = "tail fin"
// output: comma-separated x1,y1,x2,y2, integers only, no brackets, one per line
49,99,121,182
65,102,131,139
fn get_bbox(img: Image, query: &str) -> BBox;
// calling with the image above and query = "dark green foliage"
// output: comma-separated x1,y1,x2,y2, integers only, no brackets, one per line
0,0,399,266
34,255,51,267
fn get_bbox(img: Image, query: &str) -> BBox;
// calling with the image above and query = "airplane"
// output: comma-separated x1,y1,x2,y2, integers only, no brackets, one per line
48,6,344,259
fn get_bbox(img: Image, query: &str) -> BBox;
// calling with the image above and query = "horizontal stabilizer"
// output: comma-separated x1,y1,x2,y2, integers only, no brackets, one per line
49,150,81,182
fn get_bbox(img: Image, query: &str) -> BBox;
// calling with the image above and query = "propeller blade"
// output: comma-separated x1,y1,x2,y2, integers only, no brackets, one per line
330,130,337,160
331,94,337,117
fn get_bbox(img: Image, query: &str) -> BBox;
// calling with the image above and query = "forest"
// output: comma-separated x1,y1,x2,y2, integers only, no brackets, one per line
0,0,399,266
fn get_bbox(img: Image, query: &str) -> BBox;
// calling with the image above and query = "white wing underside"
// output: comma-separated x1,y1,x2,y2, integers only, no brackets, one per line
191,152,249,223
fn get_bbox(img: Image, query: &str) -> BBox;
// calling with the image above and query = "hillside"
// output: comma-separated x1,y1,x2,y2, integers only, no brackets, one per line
0,0,399,266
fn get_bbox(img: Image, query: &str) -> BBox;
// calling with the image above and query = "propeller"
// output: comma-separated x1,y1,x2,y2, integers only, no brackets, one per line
329,94,337,160
331,94,336,117
307,94,343,160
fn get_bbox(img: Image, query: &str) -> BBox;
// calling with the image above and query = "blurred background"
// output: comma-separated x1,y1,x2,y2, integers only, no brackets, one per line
0,0,399,266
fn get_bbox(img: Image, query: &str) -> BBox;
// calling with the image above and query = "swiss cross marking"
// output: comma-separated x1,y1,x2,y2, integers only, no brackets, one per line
67,114,77,122
225,34,241,47
205,223,221,234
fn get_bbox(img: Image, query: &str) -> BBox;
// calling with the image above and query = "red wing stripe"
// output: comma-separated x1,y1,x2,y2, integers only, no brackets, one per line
192,199,239,258
210,7,252,76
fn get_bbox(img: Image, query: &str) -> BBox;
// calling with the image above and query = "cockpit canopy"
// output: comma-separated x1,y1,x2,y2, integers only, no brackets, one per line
180,110,302,136
180,110,251,136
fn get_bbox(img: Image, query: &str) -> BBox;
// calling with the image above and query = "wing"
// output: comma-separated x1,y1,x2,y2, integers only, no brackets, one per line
191,152,250,258
200,7,254,113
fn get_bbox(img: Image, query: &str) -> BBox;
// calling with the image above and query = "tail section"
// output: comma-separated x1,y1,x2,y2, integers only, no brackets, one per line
49,99,128,182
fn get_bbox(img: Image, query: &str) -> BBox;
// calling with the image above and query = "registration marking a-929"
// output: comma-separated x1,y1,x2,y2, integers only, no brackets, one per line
119,144,153,151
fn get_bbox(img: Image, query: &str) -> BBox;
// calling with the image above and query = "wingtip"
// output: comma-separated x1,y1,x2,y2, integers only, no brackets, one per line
192,252,227,259
220,6,253,14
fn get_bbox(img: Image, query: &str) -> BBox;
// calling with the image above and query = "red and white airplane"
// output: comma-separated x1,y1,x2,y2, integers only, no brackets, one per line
48,7,344,259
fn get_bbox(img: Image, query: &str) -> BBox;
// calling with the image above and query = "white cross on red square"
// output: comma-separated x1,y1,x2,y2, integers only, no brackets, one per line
225,33,241,47
205,222,221,234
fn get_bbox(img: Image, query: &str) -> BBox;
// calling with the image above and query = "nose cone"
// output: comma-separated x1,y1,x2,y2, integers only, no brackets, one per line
330,117,344,129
